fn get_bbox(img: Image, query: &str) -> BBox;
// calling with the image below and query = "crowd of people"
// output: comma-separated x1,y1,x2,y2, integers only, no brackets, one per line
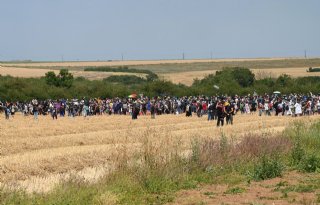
1,93,320,127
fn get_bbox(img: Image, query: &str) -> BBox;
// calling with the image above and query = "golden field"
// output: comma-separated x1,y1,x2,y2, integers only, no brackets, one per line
0,57,293,67
1,66,320,86
0,113,319,193
0,67,146,80
161,67,320,85
1,58,320,85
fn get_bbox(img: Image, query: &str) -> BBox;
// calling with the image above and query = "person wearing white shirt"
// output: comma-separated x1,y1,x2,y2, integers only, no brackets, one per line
294,101,302,116
317,100,320,114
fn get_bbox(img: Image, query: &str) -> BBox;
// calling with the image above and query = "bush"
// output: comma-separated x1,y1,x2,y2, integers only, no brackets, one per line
44,69,73,88
298,154,320,173
84,66,159,81
192,67,255,95
276,74,293,87
45,71,58,86
231,67,255,87
104,75,146,85
291,141,305,166
252,156,284,181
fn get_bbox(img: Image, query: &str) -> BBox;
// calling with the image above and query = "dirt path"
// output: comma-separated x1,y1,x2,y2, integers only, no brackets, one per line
169,171,320,205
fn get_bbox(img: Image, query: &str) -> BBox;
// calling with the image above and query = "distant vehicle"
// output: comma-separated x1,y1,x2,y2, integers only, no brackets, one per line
307,67,320,72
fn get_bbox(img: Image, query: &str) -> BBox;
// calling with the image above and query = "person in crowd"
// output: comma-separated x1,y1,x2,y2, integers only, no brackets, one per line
1,93,319,123
216,99,225,127
10,103,17,118
294,100,302,117
150,102,156,119
50,101,58,120
33,103,39,120
207,102,214,121
132,103,139,120
212,99,218,120
186,103,192,117
274,98,282,116
196,101,203,117
4,105,10,120
225,100,234,125
258,101,264,116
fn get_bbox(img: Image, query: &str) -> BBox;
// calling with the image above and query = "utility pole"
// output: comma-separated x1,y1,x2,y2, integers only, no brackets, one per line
121,53,124,61
182,52,185,60
210,51,213,59
61,55,64,62
304,50,307,59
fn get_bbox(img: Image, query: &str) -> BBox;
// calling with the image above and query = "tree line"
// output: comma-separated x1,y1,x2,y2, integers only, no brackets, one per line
0,67,320,101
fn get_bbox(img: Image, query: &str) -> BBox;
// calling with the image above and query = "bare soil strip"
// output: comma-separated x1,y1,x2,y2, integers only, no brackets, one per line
169,171,320,205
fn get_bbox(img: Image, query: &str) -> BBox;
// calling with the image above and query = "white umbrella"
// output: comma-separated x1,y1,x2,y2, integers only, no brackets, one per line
273,91,281,94
213,85,220,90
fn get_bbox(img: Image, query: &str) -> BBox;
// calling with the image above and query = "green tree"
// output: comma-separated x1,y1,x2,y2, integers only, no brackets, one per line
45,71,57,86
276,74,292,87
231,67,255,87
58,69,73,88
45,69,73,88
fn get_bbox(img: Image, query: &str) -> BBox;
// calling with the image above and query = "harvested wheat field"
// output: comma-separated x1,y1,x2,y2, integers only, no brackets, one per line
0,113,319,195
0,67,59,78
0,67,146,80
0,58,292,68
161,67,320,85
1,66,319,85
2,58,320,85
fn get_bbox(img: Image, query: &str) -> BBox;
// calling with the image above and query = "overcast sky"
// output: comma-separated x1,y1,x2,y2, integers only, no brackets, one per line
0,0,319,61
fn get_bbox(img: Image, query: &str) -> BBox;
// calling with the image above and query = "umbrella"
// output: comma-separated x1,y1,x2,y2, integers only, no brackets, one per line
273,91,281,94
128,93,137,98
213,85,220,90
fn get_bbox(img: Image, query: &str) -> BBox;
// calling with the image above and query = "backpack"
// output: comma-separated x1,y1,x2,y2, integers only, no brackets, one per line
285,105,289,111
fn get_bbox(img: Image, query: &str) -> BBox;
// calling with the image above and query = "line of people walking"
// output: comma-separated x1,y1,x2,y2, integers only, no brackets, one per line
1,93,320,127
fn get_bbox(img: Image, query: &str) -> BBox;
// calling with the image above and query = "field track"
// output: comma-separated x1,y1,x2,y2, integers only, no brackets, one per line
0,113,319,193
